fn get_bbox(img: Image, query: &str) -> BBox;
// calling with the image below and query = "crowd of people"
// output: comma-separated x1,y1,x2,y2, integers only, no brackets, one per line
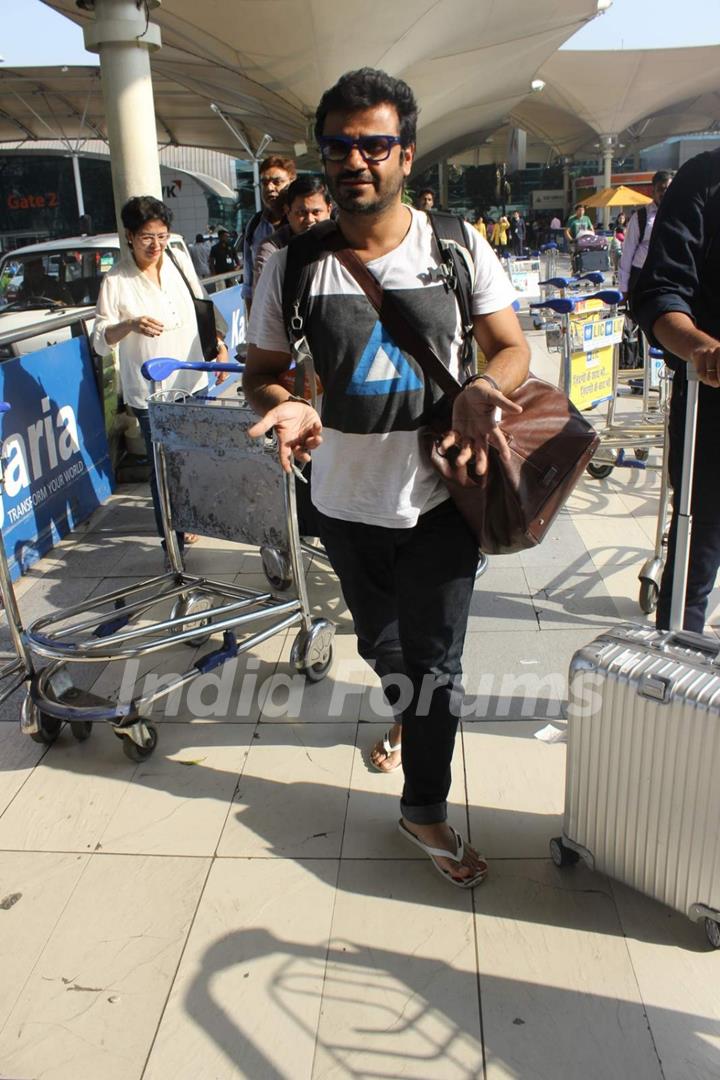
92,65,712,892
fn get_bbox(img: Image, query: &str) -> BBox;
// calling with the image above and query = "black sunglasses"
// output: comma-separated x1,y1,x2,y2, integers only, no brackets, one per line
318,134,403,163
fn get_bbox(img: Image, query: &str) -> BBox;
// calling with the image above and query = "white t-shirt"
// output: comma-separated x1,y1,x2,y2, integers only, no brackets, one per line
93,249,209,410
248,208,517,528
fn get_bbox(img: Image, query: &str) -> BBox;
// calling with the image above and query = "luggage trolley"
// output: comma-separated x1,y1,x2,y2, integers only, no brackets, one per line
0,403,38,710
530,289,666,476
21,359,335,761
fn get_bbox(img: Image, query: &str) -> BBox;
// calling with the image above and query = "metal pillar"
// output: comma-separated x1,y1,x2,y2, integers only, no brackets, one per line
438,160,449,210
82,0,163,241
600,134,615,229
562,158,571,216
210,104,272,213
71,153,86,218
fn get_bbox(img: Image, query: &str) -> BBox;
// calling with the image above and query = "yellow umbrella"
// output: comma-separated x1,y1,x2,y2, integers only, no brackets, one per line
583,184,653,208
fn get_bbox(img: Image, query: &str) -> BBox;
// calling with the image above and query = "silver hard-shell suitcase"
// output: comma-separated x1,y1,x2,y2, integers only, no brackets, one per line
554,369,720,949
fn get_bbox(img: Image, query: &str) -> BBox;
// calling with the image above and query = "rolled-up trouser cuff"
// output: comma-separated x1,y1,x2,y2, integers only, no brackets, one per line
400,799,447,825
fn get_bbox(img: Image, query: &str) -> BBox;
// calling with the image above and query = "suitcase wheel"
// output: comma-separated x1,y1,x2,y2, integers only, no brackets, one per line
705,918,720,950
550,837,580,868
586,460,614,480
639,578,659,615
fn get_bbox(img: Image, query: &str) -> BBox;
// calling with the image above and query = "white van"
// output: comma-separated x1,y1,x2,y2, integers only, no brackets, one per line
0,233,189,359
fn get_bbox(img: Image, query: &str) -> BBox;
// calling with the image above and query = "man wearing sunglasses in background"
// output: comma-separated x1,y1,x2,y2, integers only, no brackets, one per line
242,155,297,317
243,68,529,889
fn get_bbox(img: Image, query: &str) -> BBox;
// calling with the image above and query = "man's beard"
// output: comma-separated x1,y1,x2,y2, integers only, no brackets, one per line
327,168,405,215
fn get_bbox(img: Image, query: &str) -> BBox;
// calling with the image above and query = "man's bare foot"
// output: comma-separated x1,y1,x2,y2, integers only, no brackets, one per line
400,818,488,885
370,722,402,772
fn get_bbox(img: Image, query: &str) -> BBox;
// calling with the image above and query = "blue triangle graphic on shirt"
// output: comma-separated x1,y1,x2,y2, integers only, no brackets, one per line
346,320,423,396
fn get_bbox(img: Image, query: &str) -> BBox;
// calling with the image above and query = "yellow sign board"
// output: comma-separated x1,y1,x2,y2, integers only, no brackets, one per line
569,345,614,410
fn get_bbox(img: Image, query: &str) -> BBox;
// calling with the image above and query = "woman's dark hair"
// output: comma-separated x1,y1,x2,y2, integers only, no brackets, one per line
121,195,172,232
314,68,418,147
283,175,331,208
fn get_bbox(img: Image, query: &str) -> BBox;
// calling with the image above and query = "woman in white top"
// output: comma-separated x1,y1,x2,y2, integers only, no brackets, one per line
93,195,228,554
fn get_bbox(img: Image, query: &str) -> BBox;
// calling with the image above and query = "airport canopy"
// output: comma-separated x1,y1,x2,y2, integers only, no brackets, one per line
512,47,720,158
39,0,604,167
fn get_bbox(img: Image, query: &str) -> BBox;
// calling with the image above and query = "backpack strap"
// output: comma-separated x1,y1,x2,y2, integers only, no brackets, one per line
636,206,648,241
425,211,476,370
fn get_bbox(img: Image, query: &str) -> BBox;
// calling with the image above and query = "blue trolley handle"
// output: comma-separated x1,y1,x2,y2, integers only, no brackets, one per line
141,357,245,383
0,403,10,413
529,297,576,315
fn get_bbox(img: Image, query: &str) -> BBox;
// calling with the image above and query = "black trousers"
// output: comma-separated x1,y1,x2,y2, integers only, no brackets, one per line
656,374,720,632
317,499,478,825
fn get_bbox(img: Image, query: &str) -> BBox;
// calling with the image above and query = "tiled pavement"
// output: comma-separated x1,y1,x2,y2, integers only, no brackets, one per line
1,333,719,1079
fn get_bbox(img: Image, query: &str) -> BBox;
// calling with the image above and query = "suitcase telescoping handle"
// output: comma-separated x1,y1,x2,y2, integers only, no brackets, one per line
668,366,699,634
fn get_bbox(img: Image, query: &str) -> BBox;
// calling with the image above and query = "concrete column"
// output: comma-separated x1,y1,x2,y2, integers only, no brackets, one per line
83,0,163,241
438,160,449,210
600,134,615,229
252,159,262,212
562,158,570,216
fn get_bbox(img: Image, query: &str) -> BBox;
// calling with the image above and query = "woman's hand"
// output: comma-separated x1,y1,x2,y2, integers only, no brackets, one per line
130,315,164,337
214,340,230,384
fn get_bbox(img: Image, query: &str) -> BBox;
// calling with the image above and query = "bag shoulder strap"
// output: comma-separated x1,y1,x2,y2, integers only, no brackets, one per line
165,245,197,299
244,210,264,250
282,219,342,343
637,206,648,239
334,246,461,400
425,211,475,363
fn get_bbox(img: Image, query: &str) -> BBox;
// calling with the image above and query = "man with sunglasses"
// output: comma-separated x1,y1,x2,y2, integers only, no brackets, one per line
244,68,529,889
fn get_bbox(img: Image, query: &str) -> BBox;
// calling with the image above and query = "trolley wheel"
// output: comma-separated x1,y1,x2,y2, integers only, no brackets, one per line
705,917,720,950
587,461,614,480
549,837,580,868
475,551,489,579
260,546,293,592
292,619,335,683
121,724,158,763
27,700,63,746
639,578,660,615
171,592,213,647
70,720,93,742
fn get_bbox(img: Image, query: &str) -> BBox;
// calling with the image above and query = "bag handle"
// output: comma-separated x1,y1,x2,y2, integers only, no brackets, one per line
334,246,462,401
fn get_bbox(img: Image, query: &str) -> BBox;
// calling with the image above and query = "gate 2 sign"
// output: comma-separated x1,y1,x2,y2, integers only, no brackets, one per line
0,337,113,581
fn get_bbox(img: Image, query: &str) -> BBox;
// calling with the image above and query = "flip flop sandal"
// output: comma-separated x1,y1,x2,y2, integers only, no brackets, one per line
398,819,488,889
371,731,402,773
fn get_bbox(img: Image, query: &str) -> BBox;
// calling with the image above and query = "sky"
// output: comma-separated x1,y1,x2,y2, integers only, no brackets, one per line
0,0,719,65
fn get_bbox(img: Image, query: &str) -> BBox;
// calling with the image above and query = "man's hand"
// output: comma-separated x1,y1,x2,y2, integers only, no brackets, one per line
436,379,522,479
214,340,230,384
690,343,720,388
247,400,323,473
131,315,164,337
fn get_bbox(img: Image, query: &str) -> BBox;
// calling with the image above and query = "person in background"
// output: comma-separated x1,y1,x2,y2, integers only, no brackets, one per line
242,155,296,315
253,176,333,285
618,171,674,312
491,213,510,255
634,153,719,634
473,213,487,241
415,188,435,211
209,228,240,284
614,210,627,241
510,210,526,256
564,202,593,244
189,232,211,278
93,196,228,558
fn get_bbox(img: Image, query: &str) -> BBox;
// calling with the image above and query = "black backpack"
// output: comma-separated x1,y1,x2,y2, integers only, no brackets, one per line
281,211,476,373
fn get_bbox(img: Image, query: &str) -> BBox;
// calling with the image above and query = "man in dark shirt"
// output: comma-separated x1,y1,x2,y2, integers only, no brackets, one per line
209,229,240,279
634,148,720,632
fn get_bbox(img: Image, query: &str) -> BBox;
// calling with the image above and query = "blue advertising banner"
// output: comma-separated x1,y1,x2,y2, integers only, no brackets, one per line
0,336,114,581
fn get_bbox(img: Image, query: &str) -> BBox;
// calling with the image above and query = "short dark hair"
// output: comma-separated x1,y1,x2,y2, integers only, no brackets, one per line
283,175,331,209
121,196,172,232
314,67,418,147
652,170,674,186
195,233,204,243
260,155,297,180
574,202,585,210
417,188,434,199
